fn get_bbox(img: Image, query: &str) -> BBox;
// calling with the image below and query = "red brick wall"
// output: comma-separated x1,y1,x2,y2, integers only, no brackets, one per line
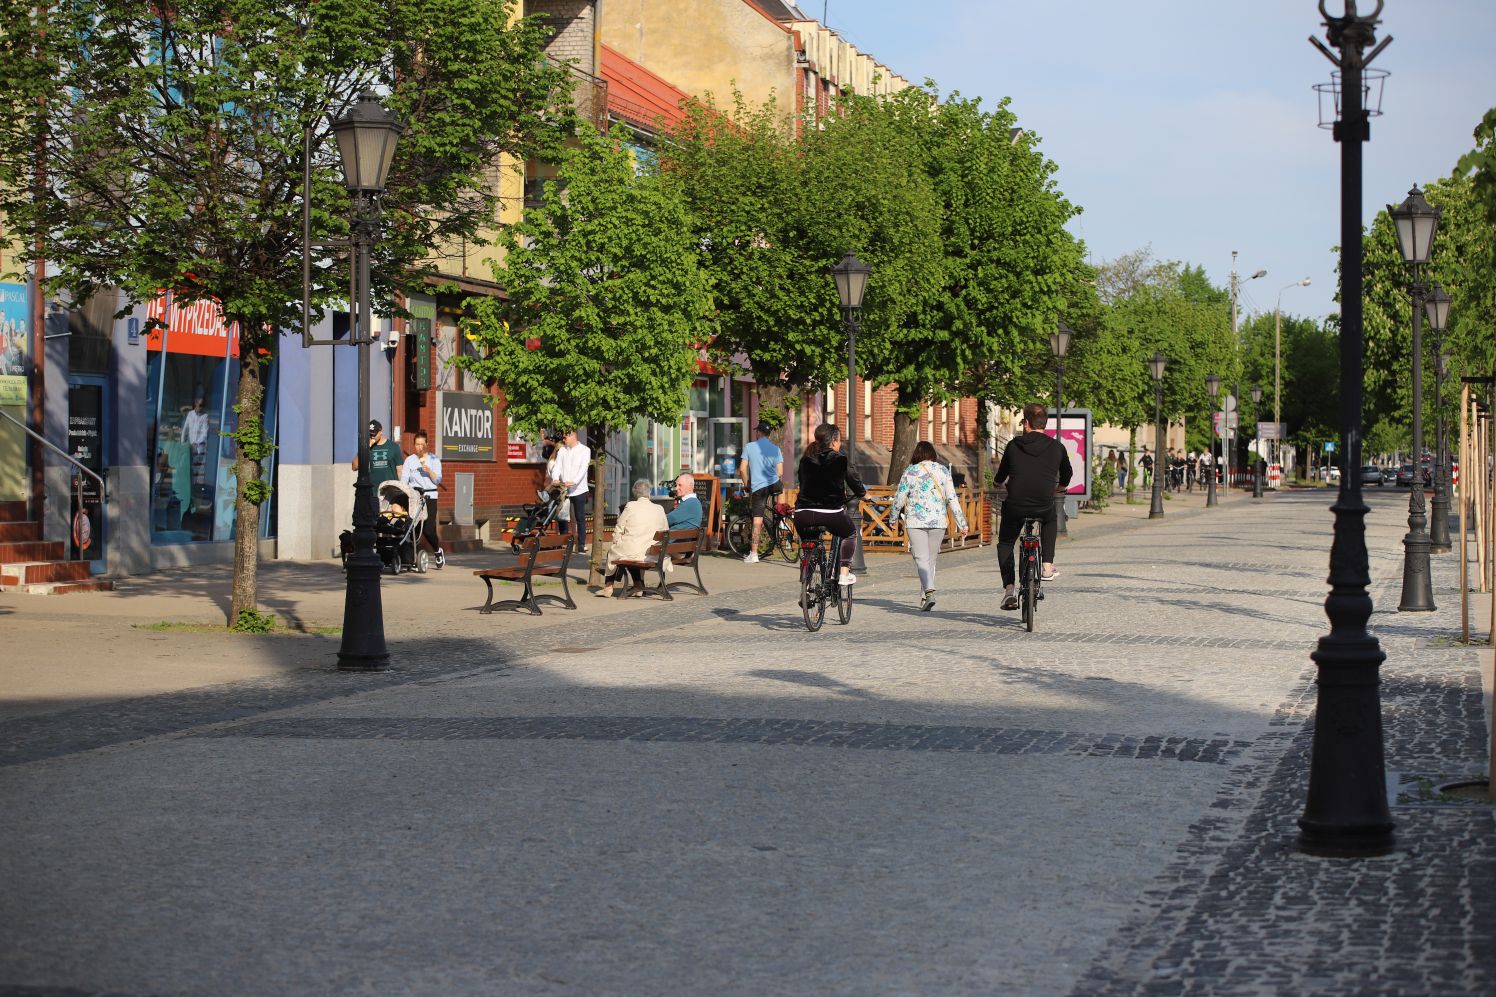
407,386,547,524
825,377,976,453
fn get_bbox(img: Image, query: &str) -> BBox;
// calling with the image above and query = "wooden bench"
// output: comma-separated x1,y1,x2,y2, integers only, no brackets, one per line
475,533,576,615
610,527,707,601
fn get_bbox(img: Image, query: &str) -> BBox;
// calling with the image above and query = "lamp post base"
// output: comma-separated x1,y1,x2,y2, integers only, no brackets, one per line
1397,530,1436,612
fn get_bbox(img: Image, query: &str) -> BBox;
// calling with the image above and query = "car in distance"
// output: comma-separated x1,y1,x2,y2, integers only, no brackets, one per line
1359,464,1384,486
1396,464,1418,487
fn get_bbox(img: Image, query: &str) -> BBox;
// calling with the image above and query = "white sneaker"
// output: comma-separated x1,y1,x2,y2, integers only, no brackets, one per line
839,573,857,586
743,552,760,564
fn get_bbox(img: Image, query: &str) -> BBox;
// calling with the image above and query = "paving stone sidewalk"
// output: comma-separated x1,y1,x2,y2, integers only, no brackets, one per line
0,487,1491,996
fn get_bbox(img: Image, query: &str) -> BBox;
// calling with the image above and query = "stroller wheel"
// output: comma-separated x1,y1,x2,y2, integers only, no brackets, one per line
415,548,430,574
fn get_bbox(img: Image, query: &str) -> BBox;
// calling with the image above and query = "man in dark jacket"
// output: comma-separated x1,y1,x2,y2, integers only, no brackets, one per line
995,402,1073,610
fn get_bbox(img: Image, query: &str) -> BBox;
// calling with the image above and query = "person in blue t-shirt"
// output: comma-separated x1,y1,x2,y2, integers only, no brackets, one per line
739,421,784,563
666,473,703,531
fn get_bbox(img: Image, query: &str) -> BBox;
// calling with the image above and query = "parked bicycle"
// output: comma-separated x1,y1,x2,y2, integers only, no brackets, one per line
796,523,852,631
724,495,796,562
1017,516,1044,632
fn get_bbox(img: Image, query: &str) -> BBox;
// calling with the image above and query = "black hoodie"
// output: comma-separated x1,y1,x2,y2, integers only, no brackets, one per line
795,447,868,509
995,431,1072,512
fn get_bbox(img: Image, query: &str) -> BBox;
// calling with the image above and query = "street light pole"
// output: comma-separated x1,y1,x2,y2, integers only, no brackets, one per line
1298,0,1394,858
1050,322,1073,536
1274,278,1312,472
831,252,871,574
1229,254,1265,488
1426,285,1453,553
1206,374,1220,507
1149,351,1166,520
328,92,404,673
1390,185,1441,612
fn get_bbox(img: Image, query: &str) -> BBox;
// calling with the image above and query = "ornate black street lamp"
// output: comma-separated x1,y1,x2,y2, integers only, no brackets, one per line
1149,351,1166,520
1251,385,1265,498
1389,183,1441,612
831,251,871,574
1425,284,1453,553
332,92,404,672
1298,0,1394,858
1205,373,1221,507
1050,321,1073,535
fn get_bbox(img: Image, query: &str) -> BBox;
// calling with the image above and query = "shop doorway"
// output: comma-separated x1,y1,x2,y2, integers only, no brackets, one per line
67,377,108,572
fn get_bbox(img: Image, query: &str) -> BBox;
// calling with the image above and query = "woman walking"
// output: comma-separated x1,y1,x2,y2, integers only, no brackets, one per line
890,441,968,612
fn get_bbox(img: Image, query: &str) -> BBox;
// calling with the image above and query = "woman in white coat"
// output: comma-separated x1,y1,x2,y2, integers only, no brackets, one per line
598,479,669,597
890,440,968,612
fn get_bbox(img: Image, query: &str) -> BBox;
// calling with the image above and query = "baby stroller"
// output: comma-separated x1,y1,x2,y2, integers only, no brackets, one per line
376,480,429,573
341,480,430,574
510,483,567,553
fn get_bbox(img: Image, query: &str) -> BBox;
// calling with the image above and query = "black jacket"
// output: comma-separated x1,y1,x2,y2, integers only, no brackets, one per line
795,447,867,509
995,431,1072,511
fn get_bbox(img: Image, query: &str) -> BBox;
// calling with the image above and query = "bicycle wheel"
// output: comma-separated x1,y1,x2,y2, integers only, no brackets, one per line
773,516,798,562
801,552,826,632
1023,554,1038,633
724,516,750,557
836,574,854,624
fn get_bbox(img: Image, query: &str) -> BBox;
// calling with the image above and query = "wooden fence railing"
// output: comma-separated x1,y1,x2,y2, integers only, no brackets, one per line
779,486,987,553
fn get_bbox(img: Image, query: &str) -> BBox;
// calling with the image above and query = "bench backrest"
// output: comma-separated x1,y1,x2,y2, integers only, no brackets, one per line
645,527,701,563
520,531,572,568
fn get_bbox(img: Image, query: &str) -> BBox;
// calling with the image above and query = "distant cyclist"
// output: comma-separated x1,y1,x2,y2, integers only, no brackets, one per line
793,422,867,589
995,402,1072,611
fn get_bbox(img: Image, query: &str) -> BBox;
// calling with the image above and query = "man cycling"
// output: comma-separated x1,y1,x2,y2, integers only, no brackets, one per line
995,402,1072,611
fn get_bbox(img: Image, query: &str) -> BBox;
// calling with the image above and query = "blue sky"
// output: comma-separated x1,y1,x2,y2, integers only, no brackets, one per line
826,1,1496,323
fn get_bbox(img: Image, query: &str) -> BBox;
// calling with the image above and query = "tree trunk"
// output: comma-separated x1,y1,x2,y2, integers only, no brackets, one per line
755,381,790,430
590,434,606,587
887,392,920,485
228,353,267,625
976,395,992,493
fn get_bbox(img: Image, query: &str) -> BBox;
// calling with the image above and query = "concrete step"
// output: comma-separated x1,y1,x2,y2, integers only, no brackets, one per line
0,578,114,595
0,560,94,585
0,540,66,562
0,521,41,542
0,501,27,523
438,522,484,554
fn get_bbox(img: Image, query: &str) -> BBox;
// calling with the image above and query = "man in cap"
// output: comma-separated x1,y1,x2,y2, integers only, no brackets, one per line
354,420,404,486
739,420,784,563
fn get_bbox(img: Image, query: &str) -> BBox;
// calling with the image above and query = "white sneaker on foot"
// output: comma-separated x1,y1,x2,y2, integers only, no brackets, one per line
743,552,760,563
920,590,936,612
839,573,857,586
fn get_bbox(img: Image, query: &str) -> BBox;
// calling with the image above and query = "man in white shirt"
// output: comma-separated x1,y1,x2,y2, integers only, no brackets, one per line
399,429,445,567
551,428,592,552
181,397,211,489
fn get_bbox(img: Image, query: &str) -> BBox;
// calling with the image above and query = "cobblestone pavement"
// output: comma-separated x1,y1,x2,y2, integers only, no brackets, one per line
0,489,1492,996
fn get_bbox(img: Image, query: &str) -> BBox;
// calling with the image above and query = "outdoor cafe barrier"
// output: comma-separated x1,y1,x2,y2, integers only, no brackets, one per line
779,486,986,553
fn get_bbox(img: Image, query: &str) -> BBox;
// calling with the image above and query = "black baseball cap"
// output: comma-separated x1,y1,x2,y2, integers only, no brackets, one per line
754,420,772,434
368,420,382,434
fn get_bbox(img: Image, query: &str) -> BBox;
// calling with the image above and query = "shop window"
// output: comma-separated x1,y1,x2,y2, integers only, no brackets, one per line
144,295,277,544
826,387,835,424
863,382,872,441
67,291,118,375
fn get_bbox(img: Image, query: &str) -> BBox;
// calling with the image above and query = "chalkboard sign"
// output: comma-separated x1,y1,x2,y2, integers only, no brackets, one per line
692,474,719,537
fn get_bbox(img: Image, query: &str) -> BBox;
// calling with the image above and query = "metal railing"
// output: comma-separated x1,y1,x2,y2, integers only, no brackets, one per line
0,408,107,501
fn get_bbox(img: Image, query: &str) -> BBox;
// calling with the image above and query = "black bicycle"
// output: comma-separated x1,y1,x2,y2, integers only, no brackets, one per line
1017,516,1044,632
725,494,796,561
796,523,852,631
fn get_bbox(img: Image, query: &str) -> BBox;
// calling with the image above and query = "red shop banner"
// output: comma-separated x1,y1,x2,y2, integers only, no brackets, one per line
145,294,240,358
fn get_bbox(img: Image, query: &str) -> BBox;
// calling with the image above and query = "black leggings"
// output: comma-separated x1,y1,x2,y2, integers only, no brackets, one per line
793,509,856,567
997,503,1056,588
606,565,644,588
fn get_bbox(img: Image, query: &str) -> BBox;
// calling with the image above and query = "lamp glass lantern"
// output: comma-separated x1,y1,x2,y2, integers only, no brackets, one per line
1424,284,1451,332
1387,185,1442,266
1050,320,1073,359
1251,385,1263,404
330,91,405,195
1149,351,1167,382
1206,373,1220,398
831,252,871,311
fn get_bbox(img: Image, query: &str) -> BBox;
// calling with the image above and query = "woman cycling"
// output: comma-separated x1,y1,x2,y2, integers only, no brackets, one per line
793,422,868,588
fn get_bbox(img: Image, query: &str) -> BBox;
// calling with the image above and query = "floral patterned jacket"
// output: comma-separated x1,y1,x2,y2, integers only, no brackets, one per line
890,460,968,532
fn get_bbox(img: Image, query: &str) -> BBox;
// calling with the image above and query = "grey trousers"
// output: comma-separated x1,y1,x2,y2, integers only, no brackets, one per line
907,527,945,593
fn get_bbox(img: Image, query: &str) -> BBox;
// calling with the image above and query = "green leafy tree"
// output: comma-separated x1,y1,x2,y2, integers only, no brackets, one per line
660,93,842,424
1454,107,1496,230
455,123,715,573
0,0,572,622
